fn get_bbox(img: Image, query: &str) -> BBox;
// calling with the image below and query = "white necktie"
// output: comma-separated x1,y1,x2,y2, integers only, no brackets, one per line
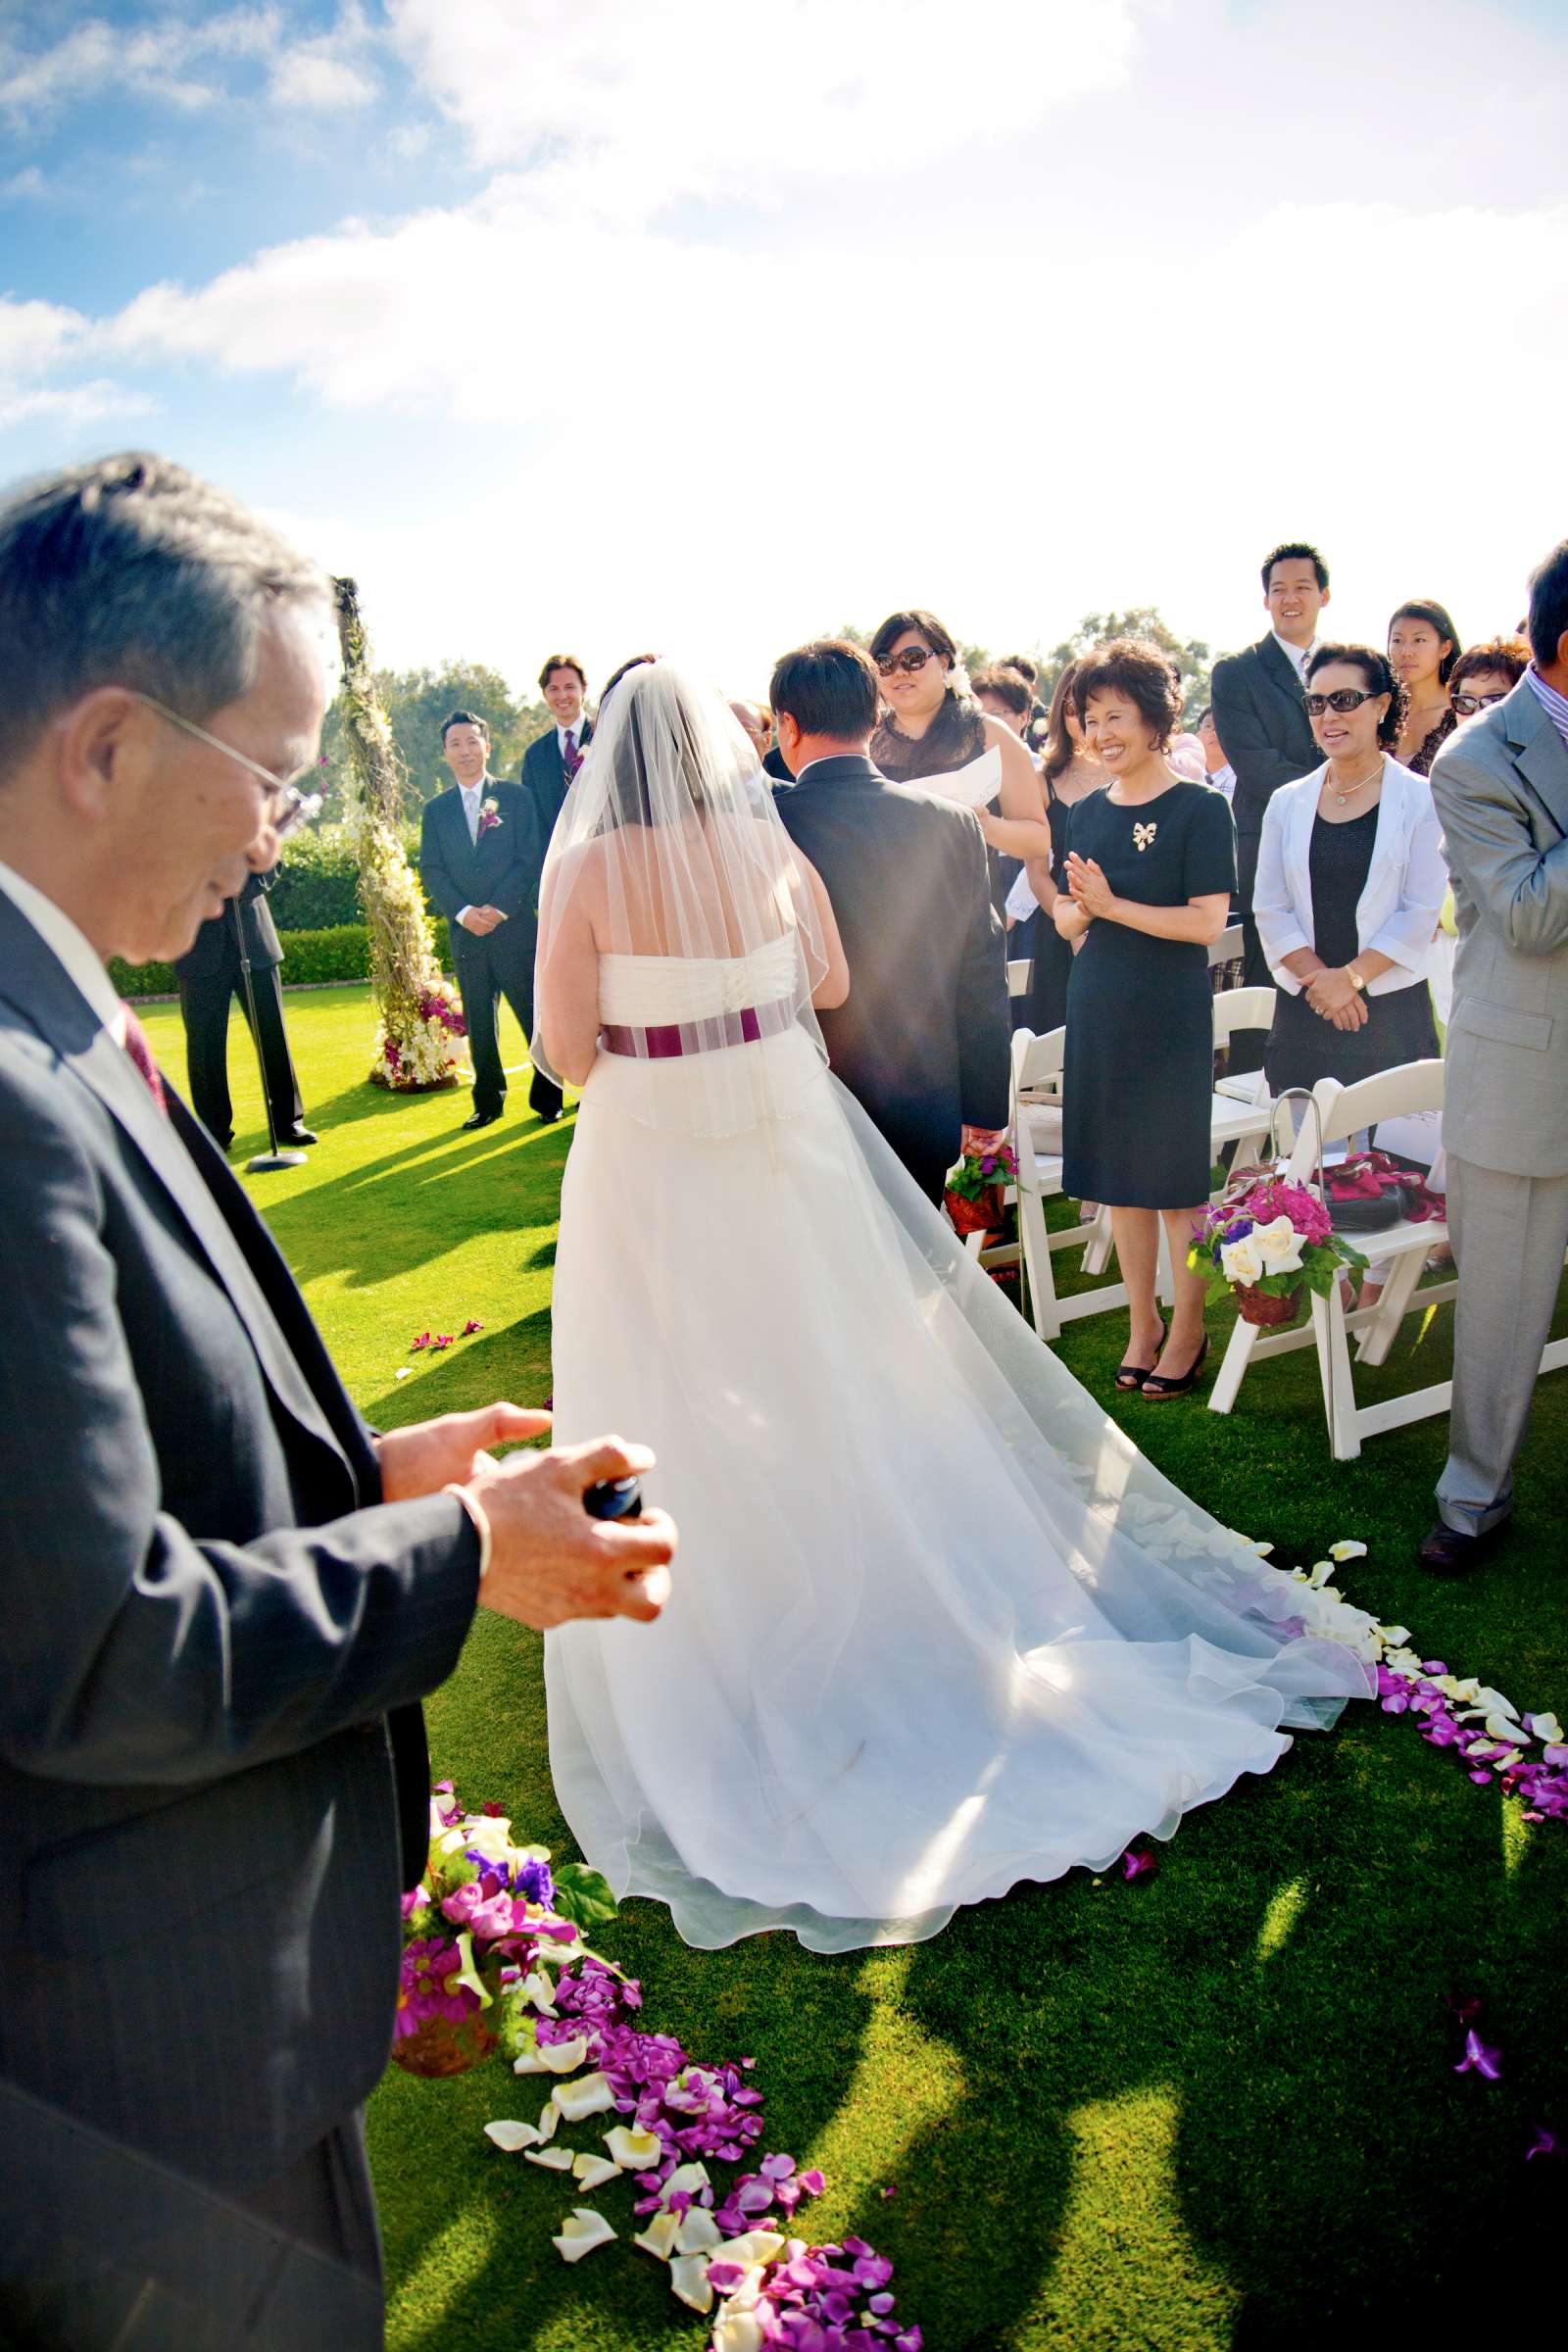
464,787,479,845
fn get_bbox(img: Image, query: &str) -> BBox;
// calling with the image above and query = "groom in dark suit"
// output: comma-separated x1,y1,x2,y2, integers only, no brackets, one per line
419,711,544,1131
0,454,675,2349
770,639,1010,1202
516,655,594,1120
1210,540,1329,1066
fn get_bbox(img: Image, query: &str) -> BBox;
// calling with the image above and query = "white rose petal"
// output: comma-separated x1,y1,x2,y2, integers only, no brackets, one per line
552,2208,616,2264
719,2231,786,2268
524,2145,574,2171
572,2152,622,2191
1329,1540,1368,1562
539,2035,590,2076
675,2207,723,2255
482,2120,540,2154
1526,1712,1565,1746
669,2253,715,2314
606,2125,663,2171
1220,1235,1264,1287
553,2070,615,2122
537,2100,560,2140
663,2162,711,2200
633,2210,682,2261
520,1969,558,2015
713,2313,768,2352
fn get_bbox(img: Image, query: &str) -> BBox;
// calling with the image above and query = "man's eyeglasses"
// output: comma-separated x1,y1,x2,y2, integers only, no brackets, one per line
1452,690,1510,716
134,694,323,841
1304,687,1382,717
876,646,942,678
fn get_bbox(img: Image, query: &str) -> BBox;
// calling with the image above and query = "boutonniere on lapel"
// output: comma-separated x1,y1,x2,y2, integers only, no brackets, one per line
1133,820,1157,853
477,797,503,835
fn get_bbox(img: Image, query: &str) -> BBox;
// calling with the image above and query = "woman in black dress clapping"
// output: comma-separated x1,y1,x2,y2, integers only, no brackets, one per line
1054,641,1236,1398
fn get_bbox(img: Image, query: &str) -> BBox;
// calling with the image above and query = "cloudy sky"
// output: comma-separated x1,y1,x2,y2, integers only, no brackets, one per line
2,0,1563,700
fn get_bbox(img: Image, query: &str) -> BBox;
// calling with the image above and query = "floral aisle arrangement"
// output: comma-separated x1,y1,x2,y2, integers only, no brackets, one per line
404,1788,922,2346
944,1140,1019,1238
1189,1176,1367,1327
332,576,467,1091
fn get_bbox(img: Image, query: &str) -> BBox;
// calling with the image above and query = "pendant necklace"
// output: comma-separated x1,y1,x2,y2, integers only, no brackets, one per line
1329,755,1384,808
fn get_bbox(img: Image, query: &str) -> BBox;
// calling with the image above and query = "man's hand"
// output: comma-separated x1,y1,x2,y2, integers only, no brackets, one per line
460,906,504,936
468,1435,677,1629
375,1403,551,1501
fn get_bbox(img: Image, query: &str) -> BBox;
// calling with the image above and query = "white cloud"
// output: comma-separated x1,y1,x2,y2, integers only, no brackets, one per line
0,295,87,379
386,0,1139,211
2,165,50,199
0,381,153,431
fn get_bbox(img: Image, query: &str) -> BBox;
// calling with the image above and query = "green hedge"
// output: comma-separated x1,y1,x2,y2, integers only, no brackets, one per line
110,918,453,1000
267,824,426,931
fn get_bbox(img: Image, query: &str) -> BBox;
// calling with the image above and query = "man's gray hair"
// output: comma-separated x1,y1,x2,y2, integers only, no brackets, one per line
0,452,329,775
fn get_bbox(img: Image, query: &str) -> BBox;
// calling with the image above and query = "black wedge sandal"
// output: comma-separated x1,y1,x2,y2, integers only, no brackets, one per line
1114,1316,1167,1393
1141,1330,1210,1400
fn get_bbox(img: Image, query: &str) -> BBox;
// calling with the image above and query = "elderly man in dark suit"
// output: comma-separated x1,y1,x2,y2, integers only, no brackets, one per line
1210,541,1330,1066
0,453,675,2350
516,656,595,1120
769,638,1010,1202
419,711,544,1131
1421,538,1568,1576
173,867,314,1150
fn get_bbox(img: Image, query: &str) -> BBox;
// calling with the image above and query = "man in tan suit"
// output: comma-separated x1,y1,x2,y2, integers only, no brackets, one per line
1422,538,1568,1573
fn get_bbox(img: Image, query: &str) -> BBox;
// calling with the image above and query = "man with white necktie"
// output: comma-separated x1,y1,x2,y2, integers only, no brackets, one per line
419,710,544,1131
518,656,594,1122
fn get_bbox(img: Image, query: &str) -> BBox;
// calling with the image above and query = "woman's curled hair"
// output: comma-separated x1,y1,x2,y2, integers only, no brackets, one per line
1073,637,1182,752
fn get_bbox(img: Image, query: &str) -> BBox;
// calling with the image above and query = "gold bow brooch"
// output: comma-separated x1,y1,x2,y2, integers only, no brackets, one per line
1133,821,1157,853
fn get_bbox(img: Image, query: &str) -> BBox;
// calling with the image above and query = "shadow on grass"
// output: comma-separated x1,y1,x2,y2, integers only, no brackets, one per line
363,1310,555,1430
259,1113,577,1290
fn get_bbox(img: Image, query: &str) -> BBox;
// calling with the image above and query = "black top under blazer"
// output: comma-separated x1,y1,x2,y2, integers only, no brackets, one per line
0,889,482,2201
774,754,1011,1200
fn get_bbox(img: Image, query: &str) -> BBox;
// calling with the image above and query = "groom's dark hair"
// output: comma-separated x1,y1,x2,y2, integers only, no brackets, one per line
768,640,878,741
440,709,489,742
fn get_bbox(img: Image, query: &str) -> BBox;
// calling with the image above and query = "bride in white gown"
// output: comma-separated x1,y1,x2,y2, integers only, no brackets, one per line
534,662,1373,1955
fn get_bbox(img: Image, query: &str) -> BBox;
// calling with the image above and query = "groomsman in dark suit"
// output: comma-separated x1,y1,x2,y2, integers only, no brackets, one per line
173,867,315,1150
1210,541,1330,1066
517,656,593,1118
770,639,1010,1202
420,711,544,1131
0,453,675,2349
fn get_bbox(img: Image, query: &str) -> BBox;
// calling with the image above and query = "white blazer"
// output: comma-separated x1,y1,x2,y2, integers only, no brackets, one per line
1253,758,1446,997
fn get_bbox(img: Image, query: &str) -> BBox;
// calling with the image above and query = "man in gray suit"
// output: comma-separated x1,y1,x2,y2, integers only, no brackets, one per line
0,454,676,2348
1422,537,1568,1574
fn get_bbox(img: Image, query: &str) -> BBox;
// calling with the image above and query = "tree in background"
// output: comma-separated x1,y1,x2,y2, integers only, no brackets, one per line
1034,609,1213,726
318,662,553,818
333,580,468,1091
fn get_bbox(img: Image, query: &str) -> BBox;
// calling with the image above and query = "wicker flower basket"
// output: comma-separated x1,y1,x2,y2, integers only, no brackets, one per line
1235,1282,1303,1328
946,1184,1007,1237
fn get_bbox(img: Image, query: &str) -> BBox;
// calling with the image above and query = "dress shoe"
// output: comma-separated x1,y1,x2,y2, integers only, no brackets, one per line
462,1108,502,1132
1418,1519,1508,1578
278,1125,318,1148
1142,1330,1211,1400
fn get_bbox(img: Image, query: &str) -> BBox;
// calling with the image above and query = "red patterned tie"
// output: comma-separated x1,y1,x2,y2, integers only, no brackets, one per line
121,1003,169,1115
563,729,581,785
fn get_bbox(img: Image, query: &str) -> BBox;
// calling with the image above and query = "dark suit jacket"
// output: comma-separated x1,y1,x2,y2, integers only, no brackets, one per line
519,719,594,859
0,888,481,2199
1209,634,1319,839
774,754,1010,1197
172,870,283,984
420,778,541,976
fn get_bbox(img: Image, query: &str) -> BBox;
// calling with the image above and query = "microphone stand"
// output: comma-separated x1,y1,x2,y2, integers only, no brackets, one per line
232,893,305,1172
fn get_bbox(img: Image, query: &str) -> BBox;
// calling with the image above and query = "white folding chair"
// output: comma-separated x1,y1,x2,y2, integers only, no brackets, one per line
1208,988,1279,1169
1008,1026,1136,1340
1204,1058,1509,1457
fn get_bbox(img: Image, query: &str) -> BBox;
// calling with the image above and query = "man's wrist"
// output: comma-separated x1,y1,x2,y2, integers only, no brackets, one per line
1345,963,1366,992
444,1482,492,1580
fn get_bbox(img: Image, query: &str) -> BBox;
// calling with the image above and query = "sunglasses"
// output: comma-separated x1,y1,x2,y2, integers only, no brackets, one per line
134,694,323,840
876,646,943,678
1452,690,1510,715
1304,688,1383,717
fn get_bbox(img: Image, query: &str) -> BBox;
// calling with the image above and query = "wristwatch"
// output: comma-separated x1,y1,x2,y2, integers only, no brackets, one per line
1346,965,1367,993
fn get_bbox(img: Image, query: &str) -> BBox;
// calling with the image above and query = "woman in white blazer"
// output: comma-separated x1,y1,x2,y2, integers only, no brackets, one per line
1253,642,1446,1096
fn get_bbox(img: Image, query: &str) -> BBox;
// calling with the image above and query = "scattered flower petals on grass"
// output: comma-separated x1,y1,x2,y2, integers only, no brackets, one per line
572,2152,622,2191
463,1318,484,1335
525,2144,575,2171
1121,1846,1157,1882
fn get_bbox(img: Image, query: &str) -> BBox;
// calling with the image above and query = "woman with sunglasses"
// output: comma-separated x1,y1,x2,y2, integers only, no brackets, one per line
1252,644,1445,1104
868,611,1052,904
1388,598,1462,777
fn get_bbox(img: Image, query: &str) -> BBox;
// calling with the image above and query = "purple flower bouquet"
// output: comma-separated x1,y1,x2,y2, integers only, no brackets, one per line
1188,1175,1368,1327
944,1140,1019,1237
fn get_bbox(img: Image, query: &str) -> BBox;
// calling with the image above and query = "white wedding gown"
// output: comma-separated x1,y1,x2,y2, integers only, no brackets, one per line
545,940,1374,1953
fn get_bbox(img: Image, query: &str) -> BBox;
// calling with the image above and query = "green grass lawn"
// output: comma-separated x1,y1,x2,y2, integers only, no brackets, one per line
140,984,1568,2349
